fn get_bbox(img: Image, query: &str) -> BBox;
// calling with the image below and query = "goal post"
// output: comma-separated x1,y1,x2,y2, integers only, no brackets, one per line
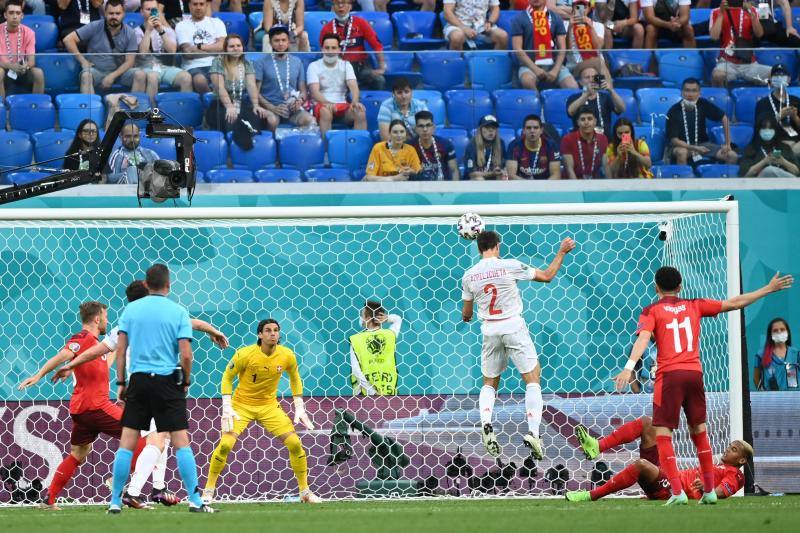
0,200,741,503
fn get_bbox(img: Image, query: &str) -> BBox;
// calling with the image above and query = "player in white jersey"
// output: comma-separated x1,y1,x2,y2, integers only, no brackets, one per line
462,230,575,459
54,280,228,509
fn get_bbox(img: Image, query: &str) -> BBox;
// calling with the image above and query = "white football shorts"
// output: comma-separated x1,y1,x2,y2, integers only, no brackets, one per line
140,418,159,437
481,326,539,378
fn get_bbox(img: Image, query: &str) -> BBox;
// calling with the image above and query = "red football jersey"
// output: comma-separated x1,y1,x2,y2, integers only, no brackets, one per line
636,296,723,374
680,463,744,499
64,329,109,414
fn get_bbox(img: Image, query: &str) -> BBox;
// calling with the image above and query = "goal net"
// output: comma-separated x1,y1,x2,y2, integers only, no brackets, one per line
0,202,740,504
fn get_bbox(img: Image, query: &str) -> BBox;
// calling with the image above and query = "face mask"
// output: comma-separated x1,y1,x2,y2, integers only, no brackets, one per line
771,76,789,89
323,54,338,65
335,14,349,22
760,128,776,142
682,99,696,108
772,332,789,343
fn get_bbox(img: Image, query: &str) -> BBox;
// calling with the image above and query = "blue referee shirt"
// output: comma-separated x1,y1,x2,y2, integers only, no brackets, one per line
118,294,192,376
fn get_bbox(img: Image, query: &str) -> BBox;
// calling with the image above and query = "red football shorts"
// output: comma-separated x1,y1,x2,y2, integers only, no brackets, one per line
70,402,123,445
639,444,660,467
313,102,351,120
652,370,707,429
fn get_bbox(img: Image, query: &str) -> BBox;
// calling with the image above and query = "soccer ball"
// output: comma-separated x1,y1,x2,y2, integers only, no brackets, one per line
458,213,485,240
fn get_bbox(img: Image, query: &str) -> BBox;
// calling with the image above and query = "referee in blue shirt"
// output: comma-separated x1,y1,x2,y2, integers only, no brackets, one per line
108,264,214,513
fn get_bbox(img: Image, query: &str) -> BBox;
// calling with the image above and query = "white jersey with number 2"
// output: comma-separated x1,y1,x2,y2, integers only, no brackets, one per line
462,258,538,333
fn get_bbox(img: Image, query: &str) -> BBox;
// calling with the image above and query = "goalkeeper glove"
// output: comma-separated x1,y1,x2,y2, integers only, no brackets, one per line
220,394,240,433
293,397,315,430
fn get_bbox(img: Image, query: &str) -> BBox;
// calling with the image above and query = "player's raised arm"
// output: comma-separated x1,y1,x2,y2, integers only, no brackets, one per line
18,348,74,389
533,237,576,283
288,355,314,430
719,272,793,313
614,330,652,391
52,341,115,383
191,318,229,349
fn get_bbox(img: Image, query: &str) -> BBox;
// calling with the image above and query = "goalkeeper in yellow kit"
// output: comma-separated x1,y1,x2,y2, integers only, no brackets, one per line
202,319,320,503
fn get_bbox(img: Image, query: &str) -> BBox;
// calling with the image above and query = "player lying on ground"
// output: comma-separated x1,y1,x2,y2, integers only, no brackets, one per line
566,416,752,502
462,230,575,460
203,318,320,503
612,267,792,505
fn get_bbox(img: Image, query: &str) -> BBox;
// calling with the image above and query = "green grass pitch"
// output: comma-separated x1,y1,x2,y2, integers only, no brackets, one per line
1,497,797,533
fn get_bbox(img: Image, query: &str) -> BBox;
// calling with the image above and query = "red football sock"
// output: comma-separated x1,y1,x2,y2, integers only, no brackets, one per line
130,437,147,473
47,454,81,505
599,417,644,452
691,431,715,493
656,435,683,496
589,463,641,500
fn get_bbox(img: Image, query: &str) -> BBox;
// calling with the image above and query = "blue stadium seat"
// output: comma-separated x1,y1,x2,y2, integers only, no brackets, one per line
702,88,733,128
21,15,54,24
140,136,176,160
732,86,771,124
637,88,681,131
305,168,351,182
6,94,55,134
55,94,105,131
638,127,665,164
214,12,250,46
607,50,659,90
392,11,446,50
711,125,753,149
2,171,51,185
254,168,302,182
696,164,740,178
193,130,228,173
657,52,705,88
479,127,516,148
541,89,580,132
155,92,203,127
230,132,277,170
359,12,394,50
496,10,522,37
326,130,373,174
32,130,74,165
436,128,469,162
467,53,513,92
125,12,144,30
653,164,696,179
382,52,421,88
444,89,493,130
38,54,80,95
23,20,58,51
414,89,446,125
0,131,33,170
248,12,263,30
493,90,541,129
418,52,466,91
613,88,638,124
205,168,254,183
754,50,799,80
279,134,325,172
305,11,333,51
689,8,711,26
361,90,392,131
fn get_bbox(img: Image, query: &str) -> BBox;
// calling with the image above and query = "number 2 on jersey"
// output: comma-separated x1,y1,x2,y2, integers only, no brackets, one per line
484,284,503,315
665,317,694,353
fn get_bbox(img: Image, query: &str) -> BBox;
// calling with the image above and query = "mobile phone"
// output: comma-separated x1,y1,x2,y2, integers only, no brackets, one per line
151,7,159,17
577,5,585,17
594,74,605,86
621,133,632,145
772,149,782,158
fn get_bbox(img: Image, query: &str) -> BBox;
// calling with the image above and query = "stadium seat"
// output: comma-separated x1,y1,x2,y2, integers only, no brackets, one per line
125,12,144,30
541,89,580,132
414,89,446,126
418,52,466,91
205,168,254,183
613,88,638,124
657,52,705,89
248,12,263,30
230,132,277,170
38,54,80,95
392,11,446,50
214,12,250,46
2,171,51,185
140,136,176,160
278,134,325,172
436,128,469,162
637,88,681,131
711,125,754,150
305,11,333,51
254,168,302,182
689,8,711,25
754,50,799,80
444,89,493,130
6,94,55,134
638,126,665,164
480,127,516,148
155,92,204,127
607,50,660,89
193,130,228,173
467,53,513,92
702,88,733,128
23,20,58,52
697,164,740,178
358,12,394,50
493,90,541,128
496,10,522,37
305,168,351,182
21,15,54,24
381,52,421,88
326,130,373,174
361,91,392,131
55,94,105,131
652,164,696,178
32,131,74,165
0,131,33,170
732,86,771,124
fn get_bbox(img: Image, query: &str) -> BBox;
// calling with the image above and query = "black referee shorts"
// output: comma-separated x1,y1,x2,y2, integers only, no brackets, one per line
122,372,189,432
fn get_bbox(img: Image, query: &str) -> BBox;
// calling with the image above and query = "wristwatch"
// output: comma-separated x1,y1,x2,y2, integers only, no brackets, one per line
158,30,166,36
197,42,203,50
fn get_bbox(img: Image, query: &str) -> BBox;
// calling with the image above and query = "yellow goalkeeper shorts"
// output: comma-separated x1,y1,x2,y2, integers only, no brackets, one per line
231,401,294,438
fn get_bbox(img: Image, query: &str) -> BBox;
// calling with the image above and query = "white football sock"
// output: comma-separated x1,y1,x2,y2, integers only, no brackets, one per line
525,383,543,437
127,444,161,497
479,385,496,426
151,440,170,491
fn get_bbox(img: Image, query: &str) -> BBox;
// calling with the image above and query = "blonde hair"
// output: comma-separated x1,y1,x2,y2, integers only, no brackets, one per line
738,440,754,462
475,127,503,170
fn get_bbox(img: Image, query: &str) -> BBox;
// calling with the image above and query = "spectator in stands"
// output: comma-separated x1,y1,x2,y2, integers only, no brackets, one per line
410,110,460,181
378,78,428,141
364,119,422,181
307,33,367,138
205,34,268,149
709,0,771,87
442,0,508,51
176,0,227,94
320,0,386,90
740,115,800,177
665,78,737,166
641,0,695,59
51,0,103,39
563,0,609,78
566,66,625,139
14,0,45,16
602,0,645,49
465,114,507,180
104,123,159,184
255,25,314,133
505,114,561,180
161,0,193,25
560,110,609,179
754,318,799,391
757,0,800,47
754,64,800,157
64,0,147,95
261,0,309,52
0,1,44,99
137,0,192,104
63,118,100,171
603,118,653,179
512,0,578,90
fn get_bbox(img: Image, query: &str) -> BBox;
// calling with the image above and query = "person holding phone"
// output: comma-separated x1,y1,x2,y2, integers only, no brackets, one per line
603,119,653,179
567,66,626,139
709,0,772,87
564,1,610,80
740,115,800,177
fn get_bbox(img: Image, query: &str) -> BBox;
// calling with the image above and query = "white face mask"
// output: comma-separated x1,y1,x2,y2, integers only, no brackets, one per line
323,54,339,65
682,98,696,108
760,128,776,142
771,76,790,90
772,332,789,343
335,13,349,23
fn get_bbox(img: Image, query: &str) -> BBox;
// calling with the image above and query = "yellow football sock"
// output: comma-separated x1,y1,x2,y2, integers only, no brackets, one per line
284,433,308,492
206,433,237,490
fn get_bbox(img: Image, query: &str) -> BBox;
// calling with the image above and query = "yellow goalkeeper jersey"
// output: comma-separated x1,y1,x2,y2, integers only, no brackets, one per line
221,343,303,406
